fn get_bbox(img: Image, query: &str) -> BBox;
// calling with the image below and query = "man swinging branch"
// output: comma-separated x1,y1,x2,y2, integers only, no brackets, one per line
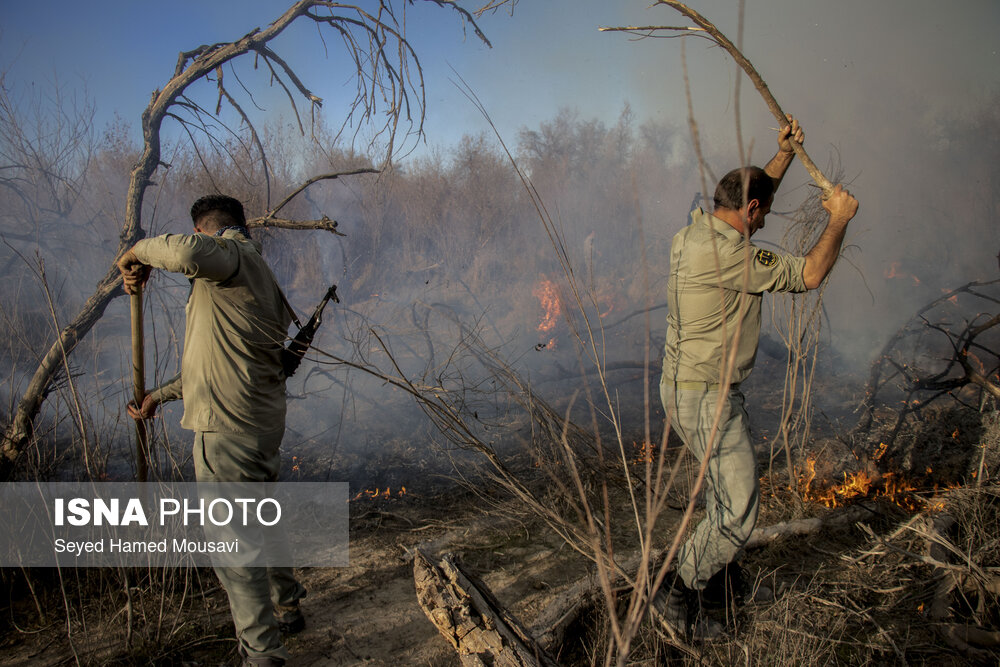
656,118,859,640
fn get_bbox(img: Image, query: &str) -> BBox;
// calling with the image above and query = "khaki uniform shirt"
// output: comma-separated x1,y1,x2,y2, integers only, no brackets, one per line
133,230,291,435
662,207,807,386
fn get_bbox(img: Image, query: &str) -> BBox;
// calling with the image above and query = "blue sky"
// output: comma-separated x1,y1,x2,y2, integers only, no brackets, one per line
4,0,996,160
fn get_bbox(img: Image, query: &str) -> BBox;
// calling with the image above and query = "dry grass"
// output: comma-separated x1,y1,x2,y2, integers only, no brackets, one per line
557,480,998,666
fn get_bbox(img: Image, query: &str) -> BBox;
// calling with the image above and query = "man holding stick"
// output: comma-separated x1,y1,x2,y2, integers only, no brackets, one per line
656,118,858,639
119,195,304,667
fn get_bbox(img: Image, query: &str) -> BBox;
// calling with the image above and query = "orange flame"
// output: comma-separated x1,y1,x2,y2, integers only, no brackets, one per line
873,442,888,461
940,288,959,305
533,278,561,349
798,437,932,511
631,441,655,465
885,262,921,285
534,279,560,332
351,486,407,501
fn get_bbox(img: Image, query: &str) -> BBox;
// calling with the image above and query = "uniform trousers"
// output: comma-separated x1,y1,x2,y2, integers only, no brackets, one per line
194,430,306,661
659,381,759,591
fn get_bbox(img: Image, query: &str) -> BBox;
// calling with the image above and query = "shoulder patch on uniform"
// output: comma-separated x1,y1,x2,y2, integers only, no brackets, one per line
755,249,777,267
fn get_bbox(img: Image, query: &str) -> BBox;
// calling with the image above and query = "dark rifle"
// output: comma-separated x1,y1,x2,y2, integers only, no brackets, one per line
281,285,338,378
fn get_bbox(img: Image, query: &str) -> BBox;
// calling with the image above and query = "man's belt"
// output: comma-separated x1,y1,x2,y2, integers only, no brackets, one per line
672,380,739,391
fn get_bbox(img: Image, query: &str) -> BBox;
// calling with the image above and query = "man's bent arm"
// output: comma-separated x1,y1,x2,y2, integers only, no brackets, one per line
802,185,859,289
132,234,239,282
148,373,182,404
128,373,180,420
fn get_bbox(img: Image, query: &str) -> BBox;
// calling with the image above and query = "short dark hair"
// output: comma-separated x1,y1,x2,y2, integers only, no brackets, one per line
713,167,774,211
190,195,246,227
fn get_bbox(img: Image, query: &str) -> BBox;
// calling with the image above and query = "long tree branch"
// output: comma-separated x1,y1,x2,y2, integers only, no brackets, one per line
602,1,834,195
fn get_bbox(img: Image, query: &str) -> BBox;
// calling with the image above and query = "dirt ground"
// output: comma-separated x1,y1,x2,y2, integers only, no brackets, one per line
283,488,589,667
0,479,595,667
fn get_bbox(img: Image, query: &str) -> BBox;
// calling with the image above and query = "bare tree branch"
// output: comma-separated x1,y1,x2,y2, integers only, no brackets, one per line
603,1,835,195
264,168,379,219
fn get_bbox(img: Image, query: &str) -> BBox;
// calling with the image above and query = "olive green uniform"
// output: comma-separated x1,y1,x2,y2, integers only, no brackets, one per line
135,229,304,661
660,207,806,590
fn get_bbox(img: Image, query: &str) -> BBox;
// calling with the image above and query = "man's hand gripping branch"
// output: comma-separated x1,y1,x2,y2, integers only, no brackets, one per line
118,247,160,420
802,184,860,289
117,247,151,296
765,114,805,188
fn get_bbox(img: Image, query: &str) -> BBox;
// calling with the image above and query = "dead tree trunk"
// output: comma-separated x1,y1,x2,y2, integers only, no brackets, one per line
413,550,560,667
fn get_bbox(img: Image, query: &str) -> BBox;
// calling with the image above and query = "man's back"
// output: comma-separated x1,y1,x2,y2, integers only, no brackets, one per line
663,207,806,385
133,229,291,434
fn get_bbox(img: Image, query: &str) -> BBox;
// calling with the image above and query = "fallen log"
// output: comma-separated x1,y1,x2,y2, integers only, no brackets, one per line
533,506,877,655
744,504,874,549
413,549,559,667
529,574,602,653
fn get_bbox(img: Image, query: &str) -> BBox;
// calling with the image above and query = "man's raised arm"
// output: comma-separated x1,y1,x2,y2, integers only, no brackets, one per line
764,115,804,192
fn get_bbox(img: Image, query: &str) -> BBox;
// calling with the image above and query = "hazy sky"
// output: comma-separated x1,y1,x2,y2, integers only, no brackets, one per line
2,0,999,363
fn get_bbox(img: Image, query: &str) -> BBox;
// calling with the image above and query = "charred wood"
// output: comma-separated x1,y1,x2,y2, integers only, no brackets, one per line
918,511,1000,657
413,549,559,667
853,279,1000,447
743,504,874,549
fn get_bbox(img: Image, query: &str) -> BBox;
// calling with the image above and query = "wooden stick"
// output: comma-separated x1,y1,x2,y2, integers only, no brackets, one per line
656,0,835,196
130,286,149,482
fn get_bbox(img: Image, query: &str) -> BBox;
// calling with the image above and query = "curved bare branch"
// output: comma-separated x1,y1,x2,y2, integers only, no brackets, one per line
604,1,835,195
264,168,379,219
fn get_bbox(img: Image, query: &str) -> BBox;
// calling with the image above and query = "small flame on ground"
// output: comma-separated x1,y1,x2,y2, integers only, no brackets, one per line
940,288,959,305
798,436,940,511
351,486,407,501
631,441,655,465
800,464,924,510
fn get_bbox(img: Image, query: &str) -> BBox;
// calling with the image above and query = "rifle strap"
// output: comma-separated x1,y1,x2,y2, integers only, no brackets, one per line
275,284,303,330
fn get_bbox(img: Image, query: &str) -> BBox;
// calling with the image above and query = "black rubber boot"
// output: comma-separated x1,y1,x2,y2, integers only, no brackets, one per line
650,574,723,642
